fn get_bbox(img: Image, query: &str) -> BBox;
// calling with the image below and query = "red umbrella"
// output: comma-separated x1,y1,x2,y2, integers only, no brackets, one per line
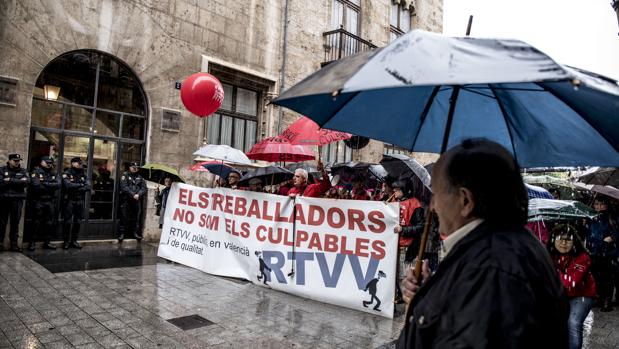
246,137,315,162
279,116,351,146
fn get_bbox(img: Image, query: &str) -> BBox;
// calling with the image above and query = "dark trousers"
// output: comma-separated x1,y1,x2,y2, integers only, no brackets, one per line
591,255,615,303
0,199,23,247
32,200,55,244
119,199,142,238
63,200,84,243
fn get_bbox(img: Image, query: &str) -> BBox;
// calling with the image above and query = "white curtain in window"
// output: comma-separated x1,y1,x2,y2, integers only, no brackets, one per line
207,113,221,144
220,115,233,146
321,144,329,162
331,0,344,29
236,88,257,115
336,141,345,163
244,120,257,152
390,4,399,27
400,7,411,32
233,118,245,150
346,8,359,35
329,143,337,163
345,146,353,162
221,84,233,111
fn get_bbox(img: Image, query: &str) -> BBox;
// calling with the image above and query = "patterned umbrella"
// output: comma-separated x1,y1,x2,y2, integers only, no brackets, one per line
190,161,238,178
279,116,351,146
528,198,598,221
246,137,315,163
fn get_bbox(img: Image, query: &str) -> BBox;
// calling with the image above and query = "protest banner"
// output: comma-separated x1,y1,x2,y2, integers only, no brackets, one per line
157,183,399,318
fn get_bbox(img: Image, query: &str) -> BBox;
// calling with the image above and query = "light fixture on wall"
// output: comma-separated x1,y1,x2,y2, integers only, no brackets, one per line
44,85,60,101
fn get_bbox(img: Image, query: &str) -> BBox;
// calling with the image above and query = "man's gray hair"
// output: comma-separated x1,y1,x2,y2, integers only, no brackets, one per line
295,168,308,181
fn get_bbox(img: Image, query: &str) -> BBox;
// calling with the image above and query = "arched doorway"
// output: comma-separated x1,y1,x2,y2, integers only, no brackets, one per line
27,50,148,240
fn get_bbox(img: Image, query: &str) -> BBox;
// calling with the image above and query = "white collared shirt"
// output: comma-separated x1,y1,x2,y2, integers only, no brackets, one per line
439,218,484,262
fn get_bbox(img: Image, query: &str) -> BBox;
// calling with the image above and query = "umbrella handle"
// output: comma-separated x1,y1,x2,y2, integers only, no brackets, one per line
404,208,433,321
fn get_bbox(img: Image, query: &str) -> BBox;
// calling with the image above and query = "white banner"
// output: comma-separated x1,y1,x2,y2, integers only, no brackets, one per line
158,183,399,318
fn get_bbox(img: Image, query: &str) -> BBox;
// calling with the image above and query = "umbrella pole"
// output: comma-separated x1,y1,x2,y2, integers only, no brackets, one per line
288,199,297,277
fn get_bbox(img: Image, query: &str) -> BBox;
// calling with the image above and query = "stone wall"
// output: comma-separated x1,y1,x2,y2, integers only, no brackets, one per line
0,0,443,243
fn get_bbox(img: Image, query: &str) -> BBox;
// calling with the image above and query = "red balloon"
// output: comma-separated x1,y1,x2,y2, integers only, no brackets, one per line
180,73,224,117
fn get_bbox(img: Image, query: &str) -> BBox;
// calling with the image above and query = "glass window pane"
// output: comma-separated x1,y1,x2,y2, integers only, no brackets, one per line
349,0,360,5
401,7,411,32
345,146,352,162
236,88,257,115
390,31,399,42
28,131,60,171
329,143,337,163
221,84,233,111
390,4,399,27
207,113,221,144
220,115,233,146
94,111,120,137
346,8,359,35
337,141,345,163
90,139,116,219
233,118,245,150
331,0,344,29
62,135,90,171
34,51,98,106
31,99,62,129
244,120,256,152
321,144,329,161
65,105,93,133
97,55,146,115
120,142,142,172
121,115,145,140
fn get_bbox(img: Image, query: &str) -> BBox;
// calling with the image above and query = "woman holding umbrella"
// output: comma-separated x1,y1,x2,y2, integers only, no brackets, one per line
548,224,596,349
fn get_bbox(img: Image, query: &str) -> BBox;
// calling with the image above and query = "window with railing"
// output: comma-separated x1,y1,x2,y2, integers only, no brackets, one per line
390,2,413,42
331,0,361,35
384,143,409,156
204,83,258,152
321,140,353,164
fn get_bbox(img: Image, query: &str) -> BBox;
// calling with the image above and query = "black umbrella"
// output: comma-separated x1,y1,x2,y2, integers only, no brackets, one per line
330,161,372,182
239,166,293,186
380,154,431,190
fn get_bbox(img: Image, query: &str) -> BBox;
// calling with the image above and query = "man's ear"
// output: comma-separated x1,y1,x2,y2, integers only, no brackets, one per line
459,187,475,218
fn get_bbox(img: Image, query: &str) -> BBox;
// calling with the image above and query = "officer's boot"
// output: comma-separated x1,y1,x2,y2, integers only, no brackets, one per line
118,232,124,243
42,241,56,250
28,242,36,251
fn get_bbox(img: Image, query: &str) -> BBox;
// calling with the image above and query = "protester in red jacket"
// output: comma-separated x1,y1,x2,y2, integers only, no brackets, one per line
548,224,596,349
287,161,330,198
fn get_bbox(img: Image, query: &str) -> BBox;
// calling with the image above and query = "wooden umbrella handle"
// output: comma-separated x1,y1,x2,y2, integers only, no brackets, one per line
414,209,433,283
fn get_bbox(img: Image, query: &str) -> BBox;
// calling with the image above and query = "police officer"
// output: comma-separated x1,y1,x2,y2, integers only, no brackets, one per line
118,162,146,242
62,157,90,249
28,156,60,250
0,154,29,252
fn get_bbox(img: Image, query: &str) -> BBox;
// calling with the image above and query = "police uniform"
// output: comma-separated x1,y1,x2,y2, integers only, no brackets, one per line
28,156,60,250
0,154,29,251
118,162,146,241
62,157,90,249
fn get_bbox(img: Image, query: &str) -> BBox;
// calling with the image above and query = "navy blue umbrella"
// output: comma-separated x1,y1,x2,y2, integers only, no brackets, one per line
273,30,619,167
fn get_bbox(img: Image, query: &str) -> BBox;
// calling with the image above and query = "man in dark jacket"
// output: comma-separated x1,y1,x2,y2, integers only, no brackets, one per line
118,162,146,242
0,154,30,252
28,156,60,250
62,157,90,249
398,139,568,349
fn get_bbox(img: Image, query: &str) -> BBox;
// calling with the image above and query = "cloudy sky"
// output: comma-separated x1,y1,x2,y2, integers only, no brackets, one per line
443,0,619,80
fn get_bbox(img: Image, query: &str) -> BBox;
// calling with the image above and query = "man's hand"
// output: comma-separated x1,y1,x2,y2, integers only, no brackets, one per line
133,194,140,200
394,225,402,234
401,260,430,305
3,177,10,182
604,236,614,243
21,177,27,181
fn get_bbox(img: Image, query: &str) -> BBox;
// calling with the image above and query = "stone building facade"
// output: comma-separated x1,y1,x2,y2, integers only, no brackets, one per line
0,0,442,243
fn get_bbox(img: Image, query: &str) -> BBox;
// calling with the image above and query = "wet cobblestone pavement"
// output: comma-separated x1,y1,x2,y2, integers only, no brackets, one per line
1,244,618,348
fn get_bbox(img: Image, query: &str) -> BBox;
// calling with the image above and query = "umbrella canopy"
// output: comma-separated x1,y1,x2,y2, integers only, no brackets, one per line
239,166,293,186
576,167,619,187
246,137,315,162
273,30,619,168
573,182,619,201
139,163,185,184
191,161,238,178
380,154,431,189
523,175,585,200
279,116,351,146
528,198,598,221
329,161,375,184
193,144,252,165
525,183,554,199
369,164,388,181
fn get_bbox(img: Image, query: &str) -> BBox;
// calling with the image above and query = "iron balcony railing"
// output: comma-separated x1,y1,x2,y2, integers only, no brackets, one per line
322,27,377,64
